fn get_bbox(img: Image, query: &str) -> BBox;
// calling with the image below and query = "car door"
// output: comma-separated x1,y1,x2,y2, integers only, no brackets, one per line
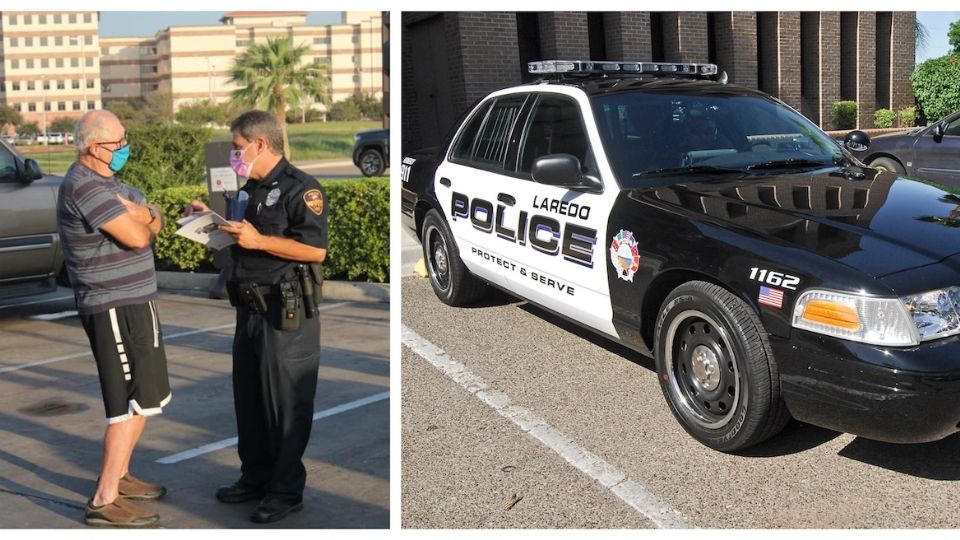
435,94,530,289
0,144,59,283
913,113,960,185
492,90,620,337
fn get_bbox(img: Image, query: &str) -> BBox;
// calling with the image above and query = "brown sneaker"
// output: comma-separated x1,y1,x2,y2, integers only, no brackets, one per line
119,473,167,500
84,497,159,528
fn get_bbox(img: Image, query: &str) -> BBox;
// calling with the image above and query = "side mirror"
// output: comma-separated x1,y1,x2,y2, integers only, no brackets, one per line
934,123,945,141
843,130,871,152
531,154,602,193
21,158,43,182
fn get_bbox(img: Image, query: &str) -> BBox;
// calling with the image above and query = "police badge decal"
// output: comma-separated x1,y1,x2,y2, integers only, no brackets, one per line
303,189,324,215
610,229,640,282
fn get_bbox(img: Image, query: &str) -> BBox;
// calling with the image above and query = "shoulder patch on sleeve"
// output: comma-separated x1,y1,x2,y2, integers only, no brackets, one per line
303,189,324,215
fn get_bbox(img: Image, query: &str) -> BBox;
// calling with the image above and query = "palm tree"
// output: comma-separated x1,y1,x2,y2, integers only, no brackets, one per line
229,36,329,158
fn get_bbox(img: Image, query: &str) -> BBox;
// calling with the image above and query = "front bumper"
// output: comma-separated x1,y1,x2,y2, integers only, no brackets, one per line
773,331,960,444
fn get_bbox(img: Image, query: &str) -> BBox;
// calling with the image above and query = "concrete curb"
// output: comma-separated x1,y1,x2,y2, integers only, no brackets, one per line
156,271,389,303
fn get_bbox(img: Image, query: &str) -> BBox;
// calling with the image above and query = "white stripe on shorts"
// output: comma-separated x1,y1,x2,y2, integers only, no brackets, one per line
108,308,131,382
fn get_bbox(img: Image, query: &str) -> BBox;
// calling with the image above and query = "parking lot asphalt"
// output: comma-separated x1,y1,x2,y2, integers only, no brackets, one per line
0,288,389,529
401,274,960,528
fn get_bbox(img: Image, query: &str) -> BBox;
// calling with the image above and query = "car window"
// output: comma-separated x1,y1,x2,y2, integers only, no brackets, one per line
944,117,960,137
469,95,527,170
517,94,590,174
0,146,18,182
451,100,492,161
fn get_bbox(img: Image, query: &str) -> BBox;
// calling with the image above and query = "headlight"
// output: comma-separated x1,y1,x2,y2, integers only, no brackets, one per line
792,289,919,346
900,288,960,342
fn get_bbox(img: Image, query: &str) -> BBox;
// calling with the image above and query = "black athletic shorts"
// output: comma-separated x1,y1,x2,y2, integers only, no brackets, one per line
79,301,172,424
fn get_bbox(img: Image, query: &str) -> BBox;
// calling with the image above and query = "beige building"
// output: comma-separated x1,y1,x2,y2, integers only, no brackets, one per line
0,11,103,131
100,11,383,112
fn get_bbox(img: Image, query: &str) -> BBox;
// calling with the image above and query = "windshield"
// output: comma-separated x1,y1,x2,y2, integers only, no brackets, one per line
591,89,844,187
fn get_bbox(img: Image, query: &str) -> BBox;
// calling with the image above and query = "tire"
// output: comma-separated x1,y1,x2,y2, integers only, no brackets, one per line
654,281,790,451
420,209,487,306
869,157,905,175
359,148,385,177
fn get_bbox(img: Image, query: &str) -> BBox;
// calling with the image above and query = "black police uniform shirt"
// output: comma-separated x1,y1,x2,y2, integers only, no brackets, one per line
231,157,328,285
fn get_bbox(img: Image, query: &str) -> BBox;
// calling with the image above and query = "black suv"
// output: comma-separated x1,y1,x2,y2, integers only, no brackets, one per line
402,60,960,451
353,128,389,177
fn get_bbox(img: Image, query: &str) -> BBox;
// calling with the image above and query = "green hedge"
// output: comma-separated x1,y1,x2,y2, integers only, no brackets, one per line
874,108,896,128
831,101,857,130
119,124,213,193
911,54,960,122
150,177,389,282
898,106,916,128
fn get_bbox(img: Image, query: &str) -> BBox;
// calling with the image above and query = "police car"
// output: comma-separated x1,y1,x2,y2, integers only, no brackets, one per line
401,60,960,452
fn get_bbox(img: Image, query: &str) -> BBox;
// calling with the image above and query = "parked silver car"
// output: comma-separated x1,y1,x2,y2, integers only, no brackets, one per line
0,139,65,300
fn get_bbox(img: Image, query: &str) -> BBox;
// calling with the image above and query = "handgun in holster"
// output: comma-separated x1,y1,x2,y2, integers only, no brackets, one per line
237,282,268,314
297,263,324,318
279,280,301,331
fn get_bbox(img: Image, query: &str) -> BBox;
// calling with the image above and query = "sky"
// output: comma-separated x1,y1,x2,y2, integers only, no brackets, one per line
98,11,343,38
916,11,959,62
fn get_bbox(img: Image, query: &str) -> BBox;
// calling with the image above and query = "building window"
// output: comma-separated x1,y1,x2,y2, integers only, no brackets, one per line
27,81,35,90
11,82,20,91
71,58,79,68
10,37,17,47
8,14,16,25
72,80,80,89
353,74,361,83
352,35,359,43
26,59,34,69
39,14,47,24
148,84,159,91
236,40,249,47
13,103,21,112
40,36,48,47
87,79,95,89
28,103,37,112
102,83,111,93
86,57,94,67
43,80,50,90
101,47,109,55
56,36,63,46
84,13,92,23
87,101,95,110
56,59,64,68
73,101,80,111
25,37,33,47
54,14,62,24
11,59,18,69
41,59,49,69
69,14,77,24
44,102,51,111
24,14,32,24
57,80,65,89
84,35,93,46
58,102,66,111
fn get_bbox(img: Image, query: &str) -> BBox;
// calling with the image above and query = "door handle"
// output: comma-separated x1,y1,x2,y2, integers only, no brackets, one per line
439,177,451,187
497,193,516,205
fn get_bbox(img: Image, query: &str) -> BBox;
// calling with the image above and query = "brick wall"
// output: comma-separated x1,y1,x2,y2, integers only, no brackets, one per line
662,12,709,63
800,12,820,121
890,11,915,114
603,12,651,61
819,12,841,131
777,12,803,112
856,12,877,128
713,12,757,88
538,12,589,59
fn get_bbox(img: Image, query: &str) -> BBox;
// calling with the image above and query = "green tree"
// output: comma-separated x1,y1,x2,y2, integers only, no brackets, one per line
950,20,960,53
50,117,76,134
229,36,330,158
18,122,39,137
0,104,22,133
176,99,226,126
104,99,146,126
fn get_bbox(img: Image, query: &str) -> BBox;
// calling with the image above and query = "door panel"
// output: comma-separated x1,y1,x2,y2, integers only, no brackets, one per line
915,115,960,187
0,148,58,281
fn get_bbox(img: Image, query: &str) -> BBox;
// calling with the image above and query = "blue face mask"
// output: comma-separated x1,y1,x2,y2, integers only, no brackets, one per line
108,144,130,173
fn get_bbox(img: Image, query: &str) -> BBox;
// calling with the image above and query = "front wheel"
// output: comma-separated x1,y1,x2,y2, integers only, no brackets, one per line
359,148,385,177
654,281,790,451
420,210,487,306
869,157,905,175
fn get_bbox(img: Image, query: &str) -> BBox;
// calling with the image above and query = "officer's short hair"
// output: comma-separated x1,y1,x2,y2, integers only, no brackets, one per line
230,110,284,154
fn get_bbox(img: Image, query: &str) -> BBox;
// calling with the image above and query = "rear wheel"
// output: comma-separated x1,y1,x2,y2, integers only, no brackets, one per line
359,148,385,177
421,210,487,306
869,157,905,175
654,281,790,451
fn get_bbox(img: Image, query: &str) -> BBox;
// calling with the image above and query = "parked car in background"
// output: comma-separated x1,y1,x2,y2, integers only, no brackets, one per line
37,132,65,145
353,128,389,177
0,139,65,300
849,109,960,185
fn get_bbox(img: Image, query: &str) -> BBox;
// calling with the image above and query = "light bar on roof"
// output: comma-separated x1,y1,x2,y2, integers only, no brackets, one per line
528,60,719,77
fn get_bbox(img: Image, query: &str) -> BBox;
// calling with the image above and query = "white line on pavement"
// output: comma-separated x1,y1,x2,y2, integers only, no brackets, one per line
156,391,390,464
0,295,74,310
0,302,350,375
401,325,694,529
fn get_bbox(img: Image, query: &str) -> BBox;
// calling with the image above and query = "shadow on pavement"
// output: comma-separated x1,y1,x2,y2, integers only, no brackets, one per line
837,432,960,481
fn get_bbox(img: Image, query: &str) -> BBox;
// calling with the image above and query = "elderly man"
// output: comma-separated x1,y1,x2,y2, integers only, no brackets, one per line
56,110,169,527
187,110,327,524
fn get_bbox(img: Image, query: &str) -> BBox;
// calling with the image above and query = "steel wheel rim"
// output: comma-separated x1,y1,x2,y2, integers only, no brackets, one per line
424,224,450,292
361,152,381,175
663,309,742,429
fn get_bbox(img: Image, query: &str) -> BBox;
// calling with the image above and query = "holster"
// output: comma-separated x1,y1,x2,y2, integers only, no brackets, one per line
297,263,324,318
278,280,301,330
237,282,269,315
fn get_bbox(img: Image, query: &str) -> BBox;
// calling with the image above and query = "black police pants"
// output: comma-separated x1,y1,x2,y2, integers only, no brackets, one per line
232,299,320,500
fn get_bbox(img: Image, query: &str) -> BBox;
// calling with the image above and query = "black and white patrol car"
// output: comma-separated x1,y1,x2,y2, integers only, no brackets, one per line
401,60,960,452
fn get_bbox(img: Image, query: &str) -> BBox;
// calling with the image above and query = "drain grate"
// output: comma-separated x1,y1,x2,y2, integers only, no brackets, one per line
18,399,89,417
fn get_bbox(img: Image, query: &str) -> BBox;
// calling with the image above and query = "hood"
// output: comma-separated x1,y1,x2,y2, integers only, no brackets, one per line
634,168,960,277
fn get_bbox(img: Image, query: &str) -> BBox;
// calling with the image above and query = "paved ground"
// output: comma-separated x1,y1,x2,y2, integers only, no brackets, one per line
0,288,389,528
295,158,388,180
402,264,960,528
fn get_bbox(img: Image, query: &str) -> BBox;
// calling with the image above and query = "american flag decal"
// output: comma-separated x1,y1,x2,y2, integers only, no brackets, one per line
758,286,784,308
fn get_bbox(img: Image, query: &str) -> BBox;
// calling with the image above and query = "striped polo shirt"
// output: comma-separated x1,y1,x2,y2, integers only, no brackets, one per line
56,161,158,315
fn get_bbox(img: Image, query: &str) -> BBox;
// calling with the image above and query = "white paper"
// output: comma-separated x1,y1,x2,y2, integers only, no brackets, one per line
174,211,236,250
209,166,238,192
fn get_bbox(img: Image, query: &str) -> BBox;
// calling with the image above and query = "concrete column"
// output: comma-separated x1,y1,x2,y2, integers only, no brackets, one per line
713,12,758,88
538,12,589,59
662,12,709,63
602,12,652,61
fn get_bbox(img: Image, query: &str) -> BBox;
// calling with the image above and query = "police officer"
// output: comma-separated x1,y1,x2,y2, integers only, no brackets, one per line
187,110,327,524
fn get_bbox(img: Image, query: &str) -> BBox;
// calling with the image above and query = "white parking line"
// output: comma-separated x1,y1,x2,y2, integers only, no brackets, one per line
0,295,73,310
0,302,350,375
156,391,390,464
402,325,694,529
